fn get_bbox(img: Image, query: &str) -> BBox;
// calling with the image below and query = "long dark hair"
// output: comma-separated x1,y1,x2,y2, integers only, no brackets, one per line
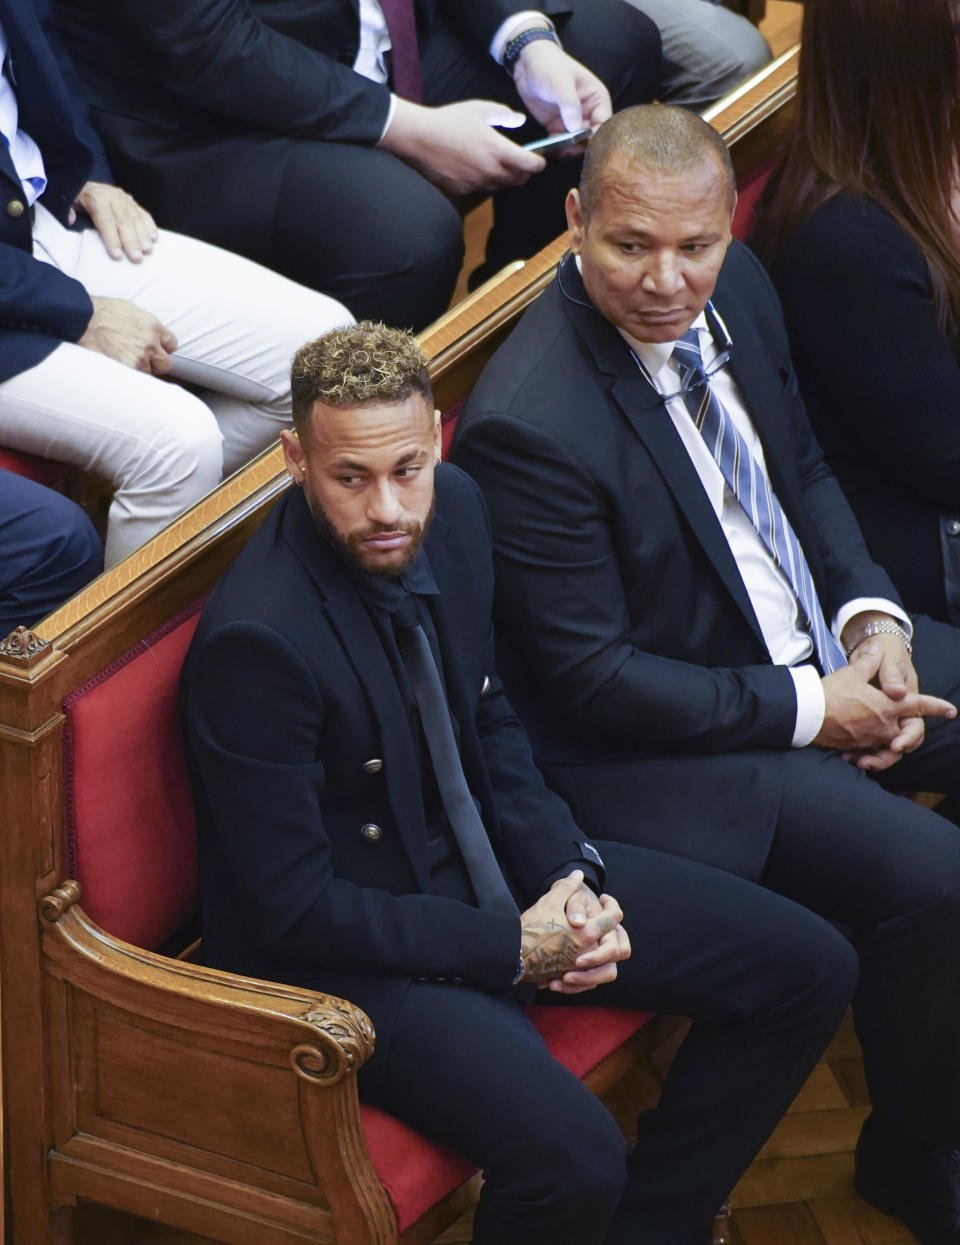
752,0,960,337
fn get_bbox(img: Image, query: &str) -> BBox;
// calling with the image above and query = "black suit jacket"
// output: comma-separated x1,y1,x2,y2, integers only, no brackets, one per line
181,466,597,1046
53,0,573,148
0,0,110,382
453,246,900,877
770,192,960,625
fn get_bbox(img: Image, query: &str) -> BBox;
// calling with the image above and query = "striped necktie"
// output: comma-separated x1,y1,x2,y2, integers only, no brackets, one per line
379,0,422,102
671,329,846,675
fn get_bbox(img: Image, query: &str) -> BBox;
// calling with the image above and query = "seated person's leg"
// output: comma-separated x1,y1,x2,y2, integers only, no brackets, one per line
546,840,856,1244
58,207,354,478
0,469,102,635
761,748,960,1149
360,842,853,1245
420,0,662,277
272,141,464,330
359,983,629,1245
627,0,772,107
0,343,223,566
89,121,463,333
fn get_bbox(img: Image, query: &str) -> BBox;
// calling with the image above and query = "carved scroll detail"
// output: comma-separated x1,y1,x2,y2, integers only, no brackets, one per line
39,879,82,923
0,625,50,666
291,995,376,1085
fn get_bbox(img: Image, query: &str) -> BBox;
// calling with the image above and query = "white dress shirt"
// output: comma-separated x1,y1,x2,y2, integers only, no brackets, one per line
621,310,910,746
0,22,46,205
354,4,552,136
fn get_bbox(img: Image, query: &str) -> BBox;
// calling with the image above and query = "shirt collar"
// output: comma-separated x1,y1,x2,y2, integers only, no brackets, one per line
618,311,711,387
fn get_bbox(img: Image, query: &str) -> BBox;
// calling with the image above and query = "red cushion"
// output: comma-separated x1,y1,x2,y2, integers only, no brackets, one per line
441,401,463,461
361,1005,652,1233
0,447,72,486
732,158,779,242
62,604,204,949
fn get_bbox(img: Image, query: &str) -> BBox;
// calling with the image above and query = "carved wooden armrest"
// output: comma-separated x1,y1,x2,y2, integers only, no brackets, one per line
39,881,374,1083
37,881,395,1244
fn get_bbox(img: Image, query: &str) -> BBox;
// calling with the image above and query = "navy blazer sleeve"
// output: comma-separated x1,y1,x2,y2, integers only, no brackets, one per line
0,247,91,340
56,0,573,149
0,0,118,364
64,0,393,146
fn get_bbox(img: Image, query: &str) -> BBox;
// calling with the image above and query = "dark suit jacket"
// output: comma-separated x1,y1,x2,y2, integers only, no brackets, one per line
0,0,110,383
181,465,597,1047
453,246,900,878
53,0,573,150
769,192,960,626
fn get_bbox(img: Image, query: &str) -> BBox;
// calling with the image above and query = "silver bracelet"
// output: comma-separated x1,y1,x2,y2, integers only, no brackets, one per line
844,619,913,657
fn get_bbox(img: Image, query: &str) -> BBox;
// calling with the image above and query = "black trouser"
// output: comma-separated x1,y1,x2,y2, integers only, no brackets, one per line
564,614,960,1156
357,840,856,1245
94,0,661,330
0,468,102,635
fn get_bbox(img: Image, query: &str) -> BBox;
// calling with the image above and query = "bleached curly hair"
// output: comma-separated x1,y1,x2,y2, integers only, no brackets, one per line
291,321,432,435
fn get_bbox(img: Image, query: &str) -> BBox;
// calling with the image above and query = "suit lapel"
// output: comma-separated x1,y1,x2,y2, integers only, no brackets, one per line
282,491,433,890
422,513,476,758
557,256,768,650
718,296,810,525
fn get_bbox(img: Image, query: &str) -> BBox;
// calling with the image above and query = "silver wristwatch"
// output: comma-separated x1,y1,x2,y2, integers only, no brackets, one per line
844,619,913,657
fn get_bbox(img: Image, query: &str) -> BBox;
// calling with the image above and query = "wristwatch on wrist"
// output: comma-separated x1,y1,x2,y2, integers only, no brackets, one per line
843,619,913,657
513,954,526,986
503,24,560,74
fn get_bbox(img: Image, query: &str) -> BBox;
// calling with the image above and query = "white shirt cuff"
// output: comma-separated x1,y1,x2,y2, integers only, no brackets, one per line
378,93,399,141
490,11,555,63
832,598,913,648
789,664,826,748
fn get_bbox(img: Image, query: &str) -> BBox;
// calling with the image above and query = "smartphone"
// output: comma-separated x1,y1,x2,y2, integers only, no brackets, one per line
522,127,591,153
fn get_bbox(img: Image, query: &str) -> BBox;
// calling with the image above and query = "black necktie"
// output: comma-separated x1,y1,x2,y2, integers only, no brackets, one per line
394,601,519,915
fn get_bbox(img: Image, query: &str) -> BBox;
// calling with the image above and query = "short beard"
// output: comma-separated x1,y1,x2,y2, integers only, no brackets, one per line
305,490,435,577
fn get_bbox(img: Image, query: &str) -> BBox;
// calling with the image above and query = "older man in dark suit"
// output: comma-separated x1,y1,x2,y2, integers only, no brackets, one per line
51,0,661,329
181,321,855,1245
453,104,960,1245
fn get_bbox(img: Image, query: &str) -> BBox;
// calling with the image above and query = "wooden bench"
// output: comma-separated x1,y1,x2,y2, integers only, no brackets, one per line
3,592,671,1245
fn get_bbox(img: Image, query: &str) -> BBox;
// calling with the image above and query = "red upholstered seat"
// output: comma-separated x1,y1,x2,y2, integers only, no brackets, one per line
732,158,779,242
441,400,463,461
62,603,203,950
362,1005,653,1233
0,446,72,486
61,604,656,1237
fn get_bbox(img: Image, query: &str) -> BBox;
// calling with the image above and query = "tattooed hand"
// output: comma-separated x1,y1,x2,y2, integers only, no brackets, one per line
519,870,628,992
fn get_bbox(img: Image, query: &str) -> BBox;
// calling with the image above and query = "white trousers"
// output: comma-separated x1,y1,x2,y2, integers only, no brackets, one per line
0,206,352,565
